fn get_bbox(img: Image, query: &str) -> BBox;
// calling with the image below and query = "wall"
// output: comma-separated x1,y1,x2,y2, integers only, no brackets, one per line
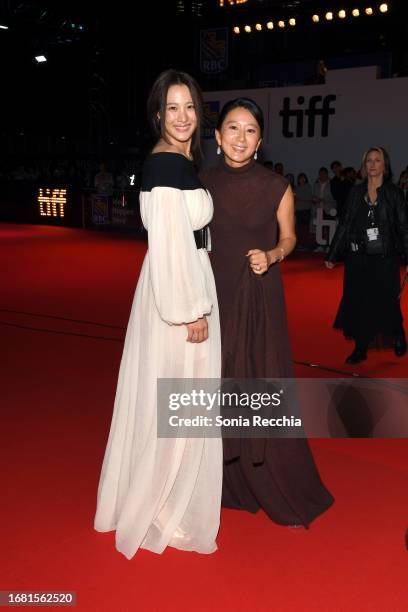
202,67,408,181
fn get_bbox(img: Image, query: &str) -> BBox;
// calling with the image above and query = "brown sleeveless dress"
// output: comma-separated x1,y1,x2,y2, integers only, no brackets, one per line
201,159,334,526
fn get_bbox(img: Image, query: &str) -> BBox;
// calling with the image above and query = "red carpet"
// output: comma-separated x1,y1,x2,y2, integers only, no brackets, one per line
1,223,407,611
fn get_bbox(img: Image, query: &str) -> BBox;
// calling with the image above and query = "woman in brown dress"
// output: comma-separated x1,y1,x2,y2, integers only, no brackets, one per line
201,98,334,526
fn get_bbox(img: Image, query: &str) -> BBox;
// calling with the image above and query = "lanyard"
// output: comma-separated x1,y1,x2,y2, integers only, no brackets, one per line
364,193,377,227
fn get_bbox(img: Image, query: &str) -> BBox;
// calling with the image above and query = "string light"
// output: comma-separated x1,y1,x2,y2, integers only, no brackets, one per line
38,188,66,218
229,5,388,38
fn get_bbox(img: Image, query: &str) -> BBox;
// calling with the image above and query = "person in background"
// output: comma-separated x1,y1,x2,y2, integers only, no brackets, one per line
285,173,295,189
116,166,130,191
294,172,313,250
398,170,408,201
201,97,334,529
316,59,328,84
274,162,284,175
330,160,348,218
325,146,408,364
94,161,114,196
311,166,337,251
342,166,357,203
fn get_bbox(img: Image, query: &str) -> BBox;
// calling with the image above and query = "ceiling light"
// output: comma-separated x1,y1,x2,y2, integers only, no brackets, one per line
255,23,262,31
338,10,346,19
34,55,47,63
244,25,251,33
278,20,285,28
365,7,373,15
233,26,240,34
289,18,296,26
266,21,274,29
352,8,360,16
325,12,333,21
379,3,388,12
312,14,320,23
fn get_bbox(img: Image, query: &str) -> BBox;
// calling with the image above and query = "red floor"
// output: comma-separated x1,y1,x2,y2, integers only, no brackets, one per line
1,223,407,611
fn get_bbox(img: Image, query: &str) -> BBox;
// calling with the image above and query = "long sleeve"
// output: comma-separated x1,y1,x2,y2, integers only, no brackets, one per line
393,186,408,262
140,153,213,325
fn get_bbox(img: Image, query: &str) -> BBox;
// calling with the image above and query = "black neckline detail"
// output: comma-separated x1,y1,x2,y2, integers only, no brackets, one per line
149,151,193,163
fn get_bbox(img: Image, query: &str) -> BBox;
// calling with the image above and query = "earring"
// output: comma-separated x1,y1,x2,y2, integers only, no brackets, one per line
254,150,258,160
216,145,221,155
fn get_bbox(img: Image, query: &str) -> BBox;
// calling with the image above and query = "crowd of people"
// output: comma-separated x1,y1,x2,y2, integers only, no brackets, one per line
0,158,142,192
263,159,408,252
263,154,408,364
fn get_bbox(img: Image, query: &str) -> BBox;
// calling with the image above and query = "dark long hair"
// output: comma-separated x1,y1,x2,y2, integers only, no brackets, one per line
361,146,393,181
216,97,264,136
297,172,309,185
146,68,203,160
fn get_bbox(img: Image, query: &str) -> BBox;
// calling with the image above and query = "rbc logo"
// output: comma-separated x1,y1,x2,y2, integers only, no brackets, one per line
279,95,336,138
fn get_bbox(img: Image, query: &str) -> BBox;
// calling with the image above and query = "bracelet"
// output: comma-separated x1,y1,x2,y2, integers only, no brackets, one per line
277,247,285,262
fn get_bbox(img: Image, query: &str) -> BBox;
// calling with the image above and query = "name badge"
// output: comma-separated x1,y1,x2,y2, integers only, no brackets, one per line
366,227,379,241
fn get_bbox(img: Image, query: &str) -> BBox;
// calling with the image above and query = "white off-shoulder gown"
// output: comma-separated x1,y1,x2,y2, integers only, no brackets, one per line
94,153,222,558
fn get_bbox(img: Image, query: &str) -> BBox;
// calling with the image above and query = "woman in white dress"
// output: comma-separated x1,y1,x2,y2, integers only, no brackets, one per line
94,69,222,558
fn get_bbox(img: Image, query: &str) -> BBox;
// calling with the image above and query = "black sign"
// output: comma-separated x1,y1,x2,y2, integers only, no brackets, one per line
279,94,337,138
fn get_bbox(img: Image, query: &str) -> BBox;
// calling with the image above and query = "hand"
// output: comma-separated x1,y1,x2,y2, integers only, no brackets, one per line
247,249,269,274
325,261,335,269
186,317,208,343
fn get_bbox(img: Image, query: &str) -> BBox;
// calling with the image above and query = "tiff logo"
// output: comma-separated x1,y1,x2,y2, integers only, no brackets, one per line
279,95,336,138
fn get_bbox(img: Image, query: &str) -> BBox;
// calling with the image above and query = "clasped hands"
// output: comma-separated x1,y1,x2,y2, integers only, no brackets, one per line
247,248,283,275
184,246,287,342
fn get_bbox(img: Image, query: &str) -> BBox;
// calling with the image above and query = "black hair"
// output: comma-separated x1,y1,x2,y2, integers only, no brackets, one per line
330,160,341,170
297,172,309,184
216,97,264,136
146,68,203,160
319,167,329,174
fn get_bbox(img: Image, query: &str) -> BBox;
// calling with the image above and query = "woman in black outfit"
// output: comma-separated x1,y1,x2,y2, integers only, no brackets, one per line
325,147,408,364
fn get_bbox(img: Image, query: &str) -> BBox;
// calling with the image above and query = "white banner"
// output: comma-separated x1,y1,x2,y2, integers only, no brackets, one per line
203,67,408,182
